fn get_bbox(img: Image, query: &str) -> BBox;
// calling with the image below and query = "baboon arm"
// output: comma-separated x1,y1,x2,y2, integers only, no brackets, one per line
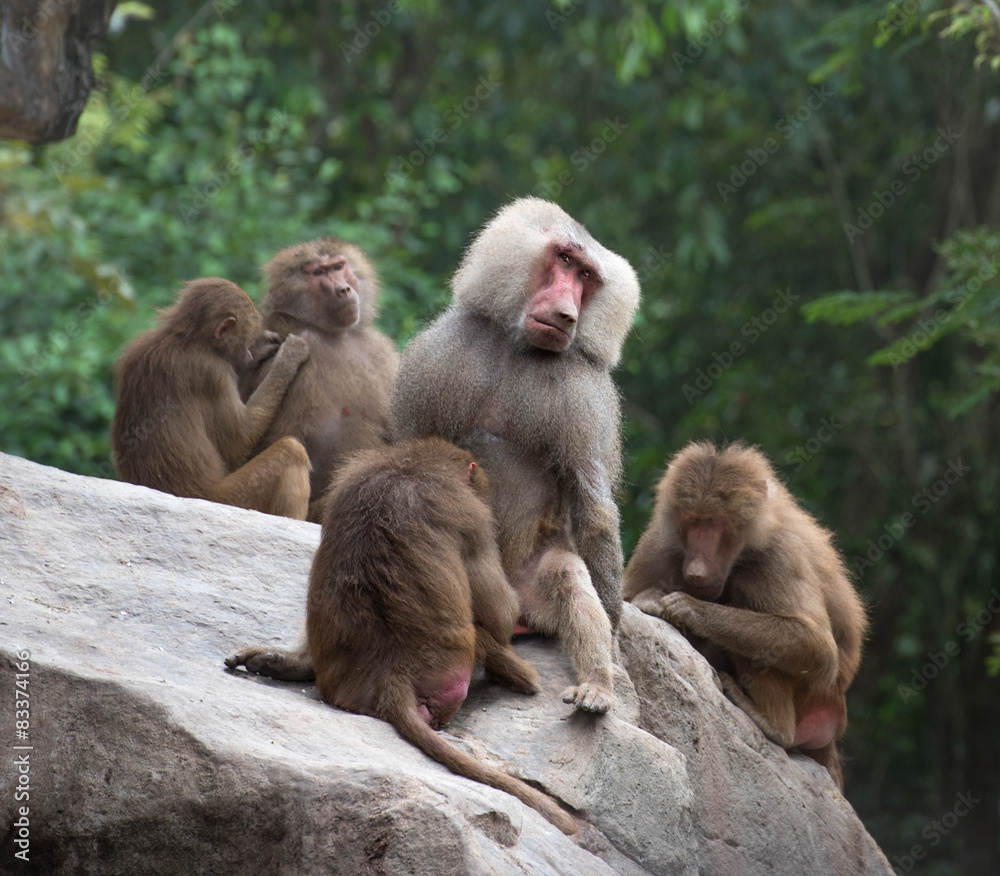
515,546,616,714
238,335,309,455
569,463,625,630
238,357,267,401
622,534,680,600
656,591,838,682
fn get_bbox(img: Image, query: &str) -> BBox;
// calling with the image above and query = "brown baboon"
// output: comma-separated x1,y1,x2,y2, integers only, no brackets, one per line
228,438,578,835
111,278,311,519
624,441,867,788
391,197,641,714
239,239,399,522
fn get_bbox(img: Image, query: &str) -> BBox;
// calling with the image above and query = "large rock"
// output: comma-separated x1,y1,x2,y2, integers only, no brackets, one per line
0,453,892,874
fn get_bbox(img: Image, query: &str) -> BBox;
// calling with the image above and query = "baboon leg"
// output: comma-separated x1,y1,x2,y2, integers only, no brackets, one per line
207,437,311,519
225,644,316,681
516,546,615,714
475,626,539,694
718,671,795,748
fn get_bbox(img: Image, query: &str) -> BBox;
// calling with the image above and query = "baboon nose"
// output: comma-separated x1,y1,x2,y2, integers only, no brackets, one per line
685,558,710,586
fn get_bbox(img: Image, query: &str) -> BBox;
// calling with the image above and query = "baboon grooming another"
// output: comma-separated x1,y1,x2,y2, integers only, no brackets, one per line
624,441,867,788
240,238,399,522
391,197,641,714
229,438,578,835
112,278,311,518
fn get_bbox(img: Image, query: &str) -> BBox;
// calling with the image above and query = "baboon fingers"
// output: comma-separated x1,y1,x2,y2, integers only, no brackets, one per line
627,588,671,621
274,333,311,368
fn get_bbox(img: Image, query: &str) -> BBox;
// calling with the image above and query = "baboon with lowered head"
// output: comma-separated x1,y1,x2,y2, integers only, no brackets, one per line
240,238,399,522
112,278,311,518
624,441,867,788
228,437,579,835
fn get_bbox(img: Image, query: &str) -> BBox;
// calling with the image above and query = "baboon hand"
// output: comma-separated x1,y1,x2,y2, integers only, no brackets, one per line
273,333,310,370
658,590,701,634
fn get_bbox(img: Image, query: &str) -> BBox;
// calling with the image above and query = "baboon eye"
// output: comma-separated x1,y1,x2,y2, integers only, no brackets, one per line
581,268,592,280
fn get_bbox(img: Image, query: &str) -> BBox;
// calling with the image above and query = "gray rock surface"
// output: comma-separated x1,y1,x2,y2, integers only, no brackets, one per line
0,452,892,874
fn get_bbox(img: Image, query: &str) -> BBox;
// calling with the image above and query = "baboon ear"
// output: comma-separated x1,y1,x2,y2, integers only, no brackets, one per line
214,316,237,339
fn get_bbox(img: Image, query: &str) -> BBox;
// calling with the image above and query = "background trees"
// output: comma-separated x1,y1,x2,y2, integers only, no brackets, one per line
1,2,997,870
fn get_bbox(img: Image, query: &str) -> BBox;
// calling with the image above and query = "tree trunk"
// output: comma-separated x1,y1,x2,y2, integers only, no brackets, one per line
0,0,118,143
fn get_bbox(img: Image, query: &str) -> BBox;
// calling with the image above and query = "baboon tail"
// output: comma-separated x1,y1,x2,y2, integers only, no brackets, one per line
382,689,580,836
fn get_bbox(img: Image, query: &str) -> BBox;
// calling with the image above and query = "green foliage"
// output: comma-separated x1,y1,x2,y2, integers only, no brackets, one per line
1,1,999,869
808,227,1000,413
803,290,917,326
929,0,1000,70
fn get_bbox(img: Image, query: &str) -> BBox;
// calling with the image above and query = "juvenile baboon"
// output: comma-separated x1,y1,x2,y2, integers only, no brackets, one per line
240,239,399,522
228,438,578,835
624,441,867,788
111,278,311,518
391,197,641,714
